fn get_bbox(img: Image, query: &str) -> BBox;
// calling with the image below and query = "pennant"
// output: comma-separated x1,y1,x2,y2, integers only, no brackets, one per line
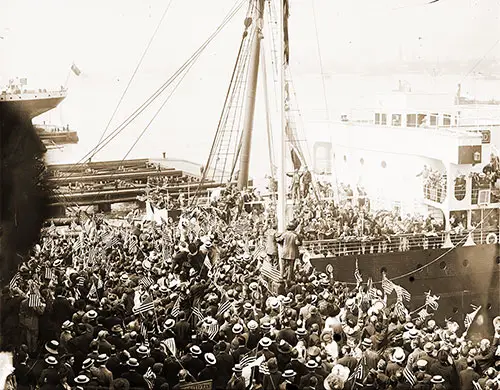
71,63,82,76
133,301,155,315
87,283,98,301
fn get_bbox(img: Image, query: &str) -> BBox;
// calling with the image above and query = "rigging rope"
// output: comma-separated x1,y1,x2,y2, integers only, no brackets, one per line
51,0,246,209
95,0,175,147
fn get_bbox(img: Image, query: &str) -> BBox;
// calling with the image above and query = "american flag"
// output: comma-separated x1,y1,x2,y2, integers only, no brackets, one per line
240,352,256,368
45,267,54,280
207,321,219,340
394,301,407,318
74,288,81,300
140,277,154,289
164,338,176,357
28,293,43,308
348,358,364,383
417,308,430,321
192,306,205,323
216,296,233,317
366,278,378,300
144,366,154,390
403,366,417,386
394,284,411,303
259,361,270,375
464,305,481,329
171,296,181,317
261,259,281,283
104,235,120,250
425,290,440,311
9,272,21,290
72,240,82,252
133,301,155,315
140,322,148,341
473,380,483,390
354,259,363,284
381,274,395,295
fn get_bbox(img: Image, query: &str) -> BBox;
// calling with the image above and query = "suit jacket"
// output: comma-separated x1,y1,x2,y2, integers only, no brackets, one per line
276,230,302,260
459,368,480,390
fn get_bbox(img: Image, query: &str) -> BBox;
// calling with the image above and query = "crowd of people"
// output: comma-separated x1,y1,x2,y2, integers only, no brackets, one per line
419,167,447,204
1,189,499,390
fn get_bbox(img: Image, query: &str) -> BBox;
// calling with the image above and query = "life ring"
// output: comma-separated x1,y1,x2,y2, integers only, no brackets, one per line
486,233,498,244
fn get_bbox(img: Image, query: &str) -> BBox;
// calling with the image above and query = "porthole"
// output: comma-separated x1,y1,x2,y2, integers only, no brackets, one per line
381,161,387,168
409,276,415,283
462,259,469,268
439,261,447,270
380,267,387,274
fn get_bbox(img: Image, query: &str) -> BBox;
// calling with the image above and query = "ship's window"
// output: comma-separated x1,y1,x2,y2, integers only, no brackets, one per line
409,276,415,283
392,114,401,126
375,113,380,124
407,114,417,127
443,114,451,126
439,261,447,270
381,161,387,168
454,175,466,201
381,114,387,125
360,158,364,165
430,113,438,126
463,259,469,267
380,267,387,274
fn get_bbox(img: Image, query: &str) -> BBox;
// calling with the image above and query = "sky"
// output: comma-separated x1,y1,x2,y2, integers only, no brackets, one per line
1,0,499,174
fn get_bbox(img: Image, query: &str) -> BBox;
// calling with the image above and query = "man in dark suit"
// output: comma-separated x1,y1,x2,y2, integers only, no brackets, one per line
276,222,302,282
174,312,191,351
121,358,148,389
459,358,480,390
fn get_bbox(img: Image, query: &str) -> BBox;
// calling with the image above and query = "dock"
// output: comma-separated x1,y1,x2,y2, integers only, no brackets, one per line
47,158,214,216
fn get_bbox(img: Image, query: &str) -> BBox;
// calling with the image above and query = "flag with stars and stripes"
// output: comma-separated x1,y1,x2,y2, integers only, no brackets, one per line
207,322,219,340
45,267,54,280
240,352,256,368
28,293,43,308
259,361,270,375
140,322,148,341
464,305,481,329
394,284,411,303
425,290,440,311
140,276,154,289
192,306,205,323
133,301,155,315
171,296,181,318
394,300,407,318
164,338,176,357
403,365,417,386
104,235,120,250
381,273,395,296
216,296,233,317
366,278,378,300
261,259,281,284
9,272,21,290
354,259,363,284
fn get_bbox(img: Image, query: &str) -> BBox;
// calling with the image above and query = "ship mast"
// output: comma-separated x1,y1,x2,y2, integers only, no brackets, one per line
276,0,287,232
237,0,266,190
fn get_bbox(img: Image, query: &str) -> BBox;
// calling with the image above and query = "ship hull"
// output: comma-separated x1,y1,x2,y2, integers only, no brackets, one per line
309,244,499,334
0,95,66,119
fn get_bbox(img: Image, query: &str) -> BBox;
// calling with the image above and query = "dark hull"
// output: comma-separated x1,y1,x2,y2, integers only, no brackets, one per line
310,244,499,335
0,96,66,119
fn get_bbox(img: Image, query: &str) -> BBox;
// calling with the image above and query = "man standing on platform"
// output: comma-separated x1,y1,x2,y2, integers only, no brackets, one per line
276,221,302,282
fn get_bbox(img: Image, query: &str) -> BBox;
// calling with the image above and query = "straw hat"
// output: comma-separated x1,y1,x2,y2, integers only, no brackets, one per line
259,337,272,348
45,356,58,366
45,340,59,355
204,353,216,366
74,375,90,384
391,347,406,363
430,375,445,384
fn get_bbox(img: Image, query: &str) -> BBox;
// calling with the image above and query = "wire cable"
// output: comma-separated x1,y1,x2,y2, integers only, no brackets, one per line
95,0,175,146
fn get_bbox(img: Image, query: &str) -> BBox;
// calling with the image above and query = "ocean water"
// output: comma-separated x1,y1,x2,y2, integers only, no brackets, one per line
41,72,500,178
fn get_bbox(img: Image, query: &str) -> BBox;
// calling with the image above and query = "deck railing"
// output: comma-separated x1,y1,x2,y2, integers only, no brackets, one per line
303,228,499,257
